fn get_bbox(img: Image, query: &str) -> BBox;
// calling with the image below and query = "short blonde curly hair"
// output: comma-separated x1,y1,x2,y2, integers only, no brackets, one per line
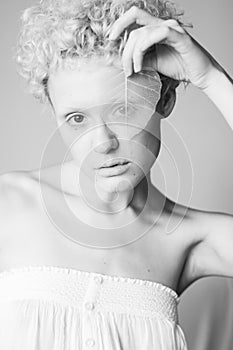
16,0,187,105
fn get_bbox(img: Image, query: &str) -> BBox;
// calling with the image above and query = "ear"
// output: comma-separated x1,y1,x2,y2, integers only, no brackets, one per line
156,85,177,118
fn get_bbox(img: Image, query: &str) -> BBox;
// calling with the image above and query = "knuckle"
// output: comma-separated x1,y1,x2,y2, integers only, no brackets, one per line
162,19,187,34
161,25,170,36
130,5,139,16
141,26,151,35
129,26,149,40
184,33,193,45
129,30,137,39
165,19,179,26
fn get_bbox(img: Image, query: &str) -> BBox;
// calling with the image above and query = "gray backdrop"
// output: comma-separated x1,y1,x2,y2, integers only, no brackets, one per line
1,0,233,349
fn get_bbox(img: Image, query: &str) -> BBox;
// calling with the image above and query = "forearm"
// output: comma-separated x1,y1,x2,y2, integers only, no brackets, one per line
201,68,233,130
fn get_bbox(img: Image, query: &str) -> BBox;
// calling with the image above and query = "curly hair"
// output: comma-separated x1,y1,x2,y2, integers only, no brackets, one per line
16,0,190,105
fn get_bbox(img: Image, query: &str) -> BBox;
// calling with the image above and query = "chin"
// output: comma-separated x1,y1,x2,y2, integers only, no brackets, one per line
95,167,146,193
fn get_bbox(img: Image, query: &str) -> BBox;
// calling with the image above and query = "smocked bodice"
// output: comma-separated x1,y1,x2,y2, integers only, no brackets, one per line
0,266,188,350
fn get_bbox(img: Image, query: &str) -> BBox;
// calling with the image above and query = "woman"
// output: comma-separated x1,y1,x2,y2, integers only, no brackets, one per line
0,0,233,349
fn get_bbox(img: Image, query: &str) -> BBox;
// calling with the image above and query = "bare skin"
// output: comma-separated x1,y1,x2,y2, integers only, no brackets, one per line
0,165,206,297
0,6,233,301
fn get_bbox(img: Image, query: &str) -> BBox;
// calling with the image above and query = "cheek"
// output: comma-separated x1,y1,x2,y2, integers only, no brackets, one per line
129,135,160,172
140,128,161,156
131,112,161,155
58,125,93,164
127,114,161,174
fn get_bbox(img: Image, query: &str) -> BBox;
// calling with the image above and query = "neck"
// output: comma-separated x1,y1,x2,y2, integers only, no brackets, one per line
80,169,151,215
61,161,166,225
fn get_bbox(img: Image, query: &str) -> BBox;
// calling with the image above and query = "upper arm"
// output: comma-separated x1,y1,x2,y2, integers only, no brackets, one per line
198,211,233,277
178,209,233,295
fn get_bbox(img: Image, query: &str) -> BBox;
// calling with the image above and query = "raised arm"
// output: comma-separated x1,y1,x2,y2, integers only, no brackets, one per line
108,6,233,288
201,68,233,130
108,5,233,127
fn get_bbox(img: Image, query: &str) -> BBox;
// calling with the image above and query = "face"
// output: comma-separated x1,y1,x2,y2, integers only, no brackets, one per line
48,57,162,193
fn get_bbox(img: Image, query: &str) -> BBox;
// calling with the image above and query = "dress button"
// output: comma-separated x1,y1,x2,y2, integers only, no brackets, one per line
86,338,95,347
94,275,103,284
85,301,95,310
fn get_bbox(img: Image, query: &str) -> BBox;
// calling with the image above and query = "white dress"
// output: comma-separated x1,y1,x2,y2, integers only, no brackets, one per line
0,265,188,349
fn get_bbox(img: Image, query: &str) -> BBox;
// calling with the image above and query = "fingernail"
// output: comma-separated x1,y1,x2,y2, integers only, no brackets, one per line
125,68,132,77
134,65,141,73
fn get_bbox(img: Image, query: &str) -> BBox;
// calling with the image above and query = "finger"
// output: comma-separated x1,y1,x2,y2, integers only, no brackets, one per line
162,19,186,34
121,17,189,76
132,38,150,73
121,29,142,76
130,26,167,74
122,24,176,76
139,25,187,52
131,25,187,73
109,6,162,40
133,46,144,73
122,25,163,76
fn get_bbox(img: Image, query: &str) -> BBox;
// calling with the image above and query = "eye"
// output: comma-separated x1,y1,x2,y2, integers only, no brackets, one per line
66,113,85,125
115,104,135,116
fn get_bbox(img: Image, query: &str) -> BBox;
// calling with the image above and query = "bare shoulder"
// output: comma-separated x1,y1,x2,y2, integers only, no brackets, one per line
179,203,233,239
165,196,232,238
163,196,209,244
0,170,40,209
193,206,233,228
0,162,77,214
174,202,233,295
0,166,66,251
0,170,42,240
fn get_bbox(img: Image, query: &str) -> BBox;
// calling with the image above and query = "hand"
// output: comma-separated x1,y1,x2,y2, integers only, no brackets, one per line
108,6,221,90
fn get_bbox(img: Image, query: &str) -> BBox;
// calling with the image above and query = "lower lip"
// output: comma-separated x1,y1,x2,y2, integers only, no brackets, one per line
96,162,131,177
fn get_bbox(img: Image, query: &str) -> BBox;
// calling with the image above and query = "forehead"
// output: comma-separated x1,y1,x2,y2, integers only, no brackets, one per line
49,59,122,108
48,57,161,113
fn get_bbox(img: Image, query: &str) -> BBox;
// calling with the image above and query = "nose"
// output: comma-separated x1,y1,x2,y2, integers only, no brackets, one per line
93,122,119,154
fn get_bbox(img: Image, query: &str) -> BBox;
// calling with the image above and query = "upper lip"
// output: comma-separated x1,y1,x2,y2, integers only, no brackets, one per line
98,159,130,169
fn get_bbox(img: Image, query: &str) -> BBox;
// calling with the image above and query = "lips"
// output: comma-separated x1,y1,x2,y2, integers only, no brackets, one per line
97,161,131,177
100,159,130,169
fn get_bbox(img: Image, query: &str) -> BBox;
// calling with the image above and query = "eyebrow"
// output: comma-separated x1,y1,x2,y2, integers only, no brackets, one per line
61,96,139,118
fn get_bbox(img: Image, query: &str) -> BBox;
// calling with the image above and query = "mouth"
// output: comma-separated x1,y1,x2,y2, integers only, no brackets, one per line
99,159,130,169
96,161,131,177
